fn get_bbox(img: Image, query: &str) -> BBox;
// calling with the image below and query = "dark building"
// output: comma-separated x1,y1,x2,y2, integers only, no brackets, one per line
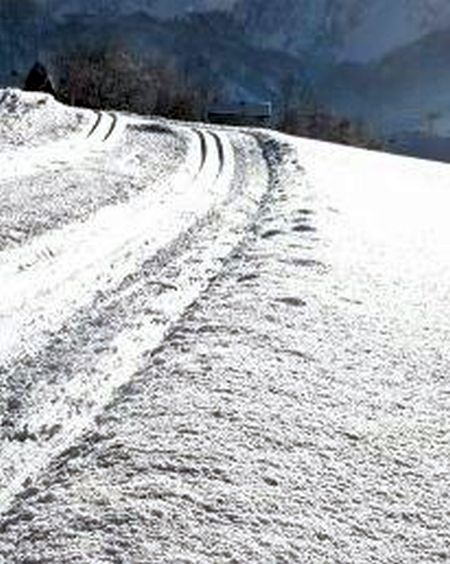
24,62,55,96
207,101,272,127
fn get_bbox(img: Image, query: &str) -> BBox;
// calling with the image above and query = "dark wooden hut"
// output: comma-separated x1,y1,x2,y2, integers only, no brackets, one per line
24,62,55,96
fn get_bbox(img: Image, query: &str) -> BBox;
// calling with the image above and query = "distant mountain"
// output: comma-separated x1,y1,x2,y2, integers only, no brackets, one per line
233,0,361,60
1,0,450,158
149,0,237,19
338,0,450,62
233,0,450,62
6,0,450,65
318,25,450,139
229,0,450,147
35,0,450,64
41,0,237,20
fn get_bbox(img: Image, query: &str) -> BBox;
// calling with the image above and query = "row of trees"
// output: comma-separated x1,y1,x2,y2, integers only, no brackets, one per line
278,72,381,148
49,45,380,148
279,106,381,149
53,47,216,121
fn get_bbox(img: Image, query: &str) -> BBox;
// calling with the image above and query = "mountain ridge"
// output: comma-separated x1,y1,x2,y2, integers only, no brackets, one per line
1,0,450,155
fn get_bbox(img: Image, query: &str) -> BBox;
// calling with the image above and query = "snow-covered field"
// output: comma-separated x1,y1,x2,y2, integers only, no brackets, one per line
0,90,449,563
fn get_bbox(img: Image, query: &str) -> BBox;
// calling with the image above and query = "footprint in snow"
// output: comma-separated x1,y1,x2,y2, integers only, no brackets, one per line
261,228,284,239
276,297,307,308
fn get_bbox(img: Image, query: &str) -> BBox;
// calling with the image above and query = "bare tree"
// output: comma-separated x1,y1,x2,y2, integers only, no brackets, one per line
53,45,212,120
55,47,155,113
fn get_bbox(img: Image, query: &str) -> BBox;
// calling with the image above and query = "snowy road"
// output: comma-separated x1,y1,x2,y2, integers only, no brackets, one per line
0,91,449,563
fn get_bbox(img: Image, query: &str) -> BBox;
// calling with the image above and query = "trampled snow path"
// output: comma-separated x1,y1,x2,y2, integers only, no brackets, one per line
0,126,228,364
0,94,271,516
0,120,186,252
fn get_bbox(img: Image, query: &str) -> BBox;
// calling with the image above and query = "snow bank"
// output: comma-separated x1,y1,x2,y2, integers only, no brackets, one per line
0,89,90,151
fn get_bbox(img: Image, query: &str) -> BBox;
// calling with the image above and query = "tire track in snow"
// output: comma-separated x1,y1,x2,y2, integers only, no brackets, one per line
0,123,241,512
86,110,102,138
0,126,224,369
0,129,273,515
193,128,208,175
0,111,121,182
102,112,119,142
0,125,206,366
82,111,121,145
209,131,225,177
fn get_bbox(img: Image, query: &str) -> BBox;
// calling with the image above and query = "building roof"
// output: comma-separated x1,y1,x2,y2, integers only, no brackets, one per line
208,102,272,118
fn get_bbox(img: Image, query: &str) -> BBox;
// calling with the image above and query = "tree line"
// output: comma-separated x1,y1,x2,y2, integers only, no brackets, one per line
53,47,216,121
49,44,380,149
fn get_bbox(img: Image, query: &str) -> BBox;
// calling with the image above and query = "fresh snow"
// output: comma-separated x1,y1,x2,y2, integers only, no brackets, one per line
0,90,449,563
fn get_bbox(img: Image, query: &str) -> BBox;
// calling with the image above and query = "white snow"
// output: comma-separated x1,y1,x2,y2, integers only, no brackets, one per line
0,90,449,562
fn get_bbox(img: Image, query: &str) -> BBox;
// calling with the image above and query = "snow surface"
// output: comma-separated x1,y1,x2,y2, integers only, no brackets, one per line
0,91,449,563
0,90,89,151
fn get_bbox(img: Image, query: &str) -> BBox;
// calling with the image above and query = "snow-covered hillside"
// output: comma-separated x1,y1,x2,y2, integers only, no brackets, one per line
0,90,449,562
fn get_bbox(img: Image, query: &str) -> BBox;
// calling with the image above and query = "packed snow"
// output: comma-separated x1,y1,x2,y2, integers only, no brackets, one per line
0,90,449,563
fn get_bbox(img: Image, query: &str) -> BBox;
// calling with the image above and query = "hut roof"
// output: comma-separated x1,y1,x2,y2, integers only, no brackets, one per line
208,101,272,118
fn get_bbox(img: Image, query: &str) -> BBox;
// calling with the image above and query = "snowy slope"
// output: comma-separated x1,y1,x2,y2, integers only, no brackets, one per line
0,90,449,562
0,91,449,562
